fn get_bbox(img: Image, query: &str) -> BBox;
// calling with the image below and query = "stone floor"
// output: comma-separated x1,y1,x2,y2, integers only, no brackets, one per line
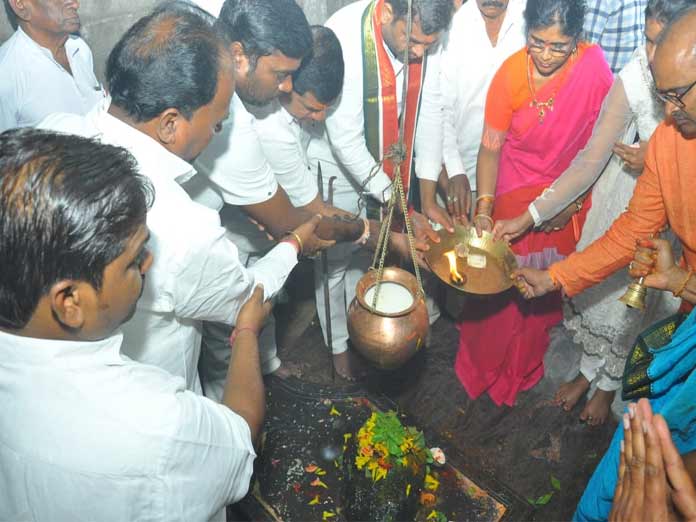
242,261,620,521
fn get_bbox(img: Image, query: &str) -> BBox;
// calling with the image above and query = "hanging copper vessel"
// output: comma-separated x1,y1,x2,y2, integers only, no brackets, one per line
347,267,429,370
424,224,519,295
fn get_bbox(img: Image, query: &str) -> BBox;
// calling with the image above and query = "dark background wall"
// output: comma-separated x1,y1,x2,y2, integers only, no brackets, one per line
0,0,353,81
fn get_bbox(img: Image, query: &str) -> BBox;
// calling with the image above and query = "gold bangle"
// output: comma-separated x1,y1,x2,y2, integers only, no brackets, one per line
473,214,494,227
476,194,495,204
674,268,693,298
285,231,304,257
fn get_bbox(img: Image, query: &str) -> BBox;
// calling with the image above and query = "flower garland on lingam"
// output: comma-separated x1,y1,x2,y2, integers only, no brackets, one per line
355,411,432,482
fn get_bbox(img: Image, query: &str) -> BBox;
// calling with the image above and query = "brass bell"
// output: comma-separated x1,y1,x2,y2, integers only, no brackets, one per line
619,277,647,310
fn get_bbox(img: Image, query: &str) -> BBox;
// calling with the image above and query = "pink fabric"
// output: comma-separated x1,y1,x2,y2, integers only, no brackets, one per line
455,46,612,407
496,45,612,198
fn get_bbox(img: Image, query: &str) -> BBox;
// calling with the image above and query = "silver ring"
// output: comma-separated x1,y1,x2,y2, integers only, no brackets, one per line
447,195,453,202
629,261,635,270
452,196,458,203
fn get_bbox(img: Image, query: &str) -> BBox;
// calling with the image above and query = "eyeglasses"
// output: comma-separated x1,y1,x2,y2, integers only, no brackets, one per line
654,78,696,109
527,36,575,57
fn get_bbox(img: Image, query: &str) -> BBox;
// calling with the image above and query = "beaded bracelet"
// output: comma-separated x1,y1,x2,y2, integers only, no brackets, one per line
228,327,257,348
674,268,694,298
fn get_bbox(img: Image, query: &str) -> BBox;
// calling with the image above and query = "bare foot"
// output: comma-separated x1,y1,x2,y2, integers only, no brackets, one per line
333,350,368,382
554,374,590,411
580,388,615,426
269,361,304,380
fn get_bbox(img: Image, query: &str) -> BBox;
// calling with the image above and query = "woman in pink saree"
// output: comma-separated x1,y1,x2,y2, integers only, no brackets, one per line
455,0,613,406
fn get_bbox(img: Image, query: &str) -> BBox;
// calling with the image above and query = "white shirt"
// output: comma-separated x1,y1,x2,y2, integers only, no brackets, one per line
0,330,255,522
40,100,298,392
191,95,319,254
307,0,444,198
440,0,526,189
0,27,105,132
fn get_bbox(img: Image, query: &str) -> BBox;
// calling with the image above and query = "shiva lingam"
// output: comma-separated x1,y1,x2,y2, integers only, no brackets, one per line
619,277,648,310
425,224,519,295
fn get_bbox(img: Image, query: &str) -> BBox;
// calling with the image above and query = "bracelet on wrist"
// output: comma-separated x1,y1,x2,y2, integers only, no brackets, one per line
284,231,304,257
476,194,495,204
473,214,494,227
353,217,370,245
228,326,257,347
674,268,693,298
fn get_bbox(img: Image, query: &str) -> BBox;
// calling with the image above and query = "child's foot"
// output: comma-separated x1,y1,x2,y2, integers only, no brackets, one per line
554,374,591,411
580,388,616,426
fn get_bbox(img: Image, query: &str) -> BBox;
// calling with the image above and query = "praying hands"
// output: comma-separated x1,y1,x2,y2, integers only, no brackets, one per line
609,399,696,522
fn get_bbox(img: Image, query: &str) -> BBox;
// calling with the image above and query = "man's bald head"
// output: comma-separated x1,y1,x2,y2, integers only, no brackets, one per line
653,7,696,138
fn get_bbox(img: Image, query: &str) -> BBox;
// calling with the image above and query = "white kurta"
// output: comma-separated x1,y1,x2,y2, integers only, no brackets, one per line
40,100,298,393
0,27,105,132
188,95,321,397
0,330,255,522
440,0,526,189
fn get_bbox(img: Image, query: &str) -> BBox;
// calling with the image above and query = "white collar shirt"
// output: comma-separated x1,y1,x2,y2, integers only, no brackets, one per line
307,0,445,199
440,0,526,188
0,27,105,132
0,330,255,522
39,100,298,392
190,96,319,255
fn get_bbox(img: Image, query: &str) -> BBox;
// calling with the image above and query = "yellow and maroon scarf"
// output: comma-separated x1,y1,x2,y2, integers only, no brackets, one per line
361,0,425,222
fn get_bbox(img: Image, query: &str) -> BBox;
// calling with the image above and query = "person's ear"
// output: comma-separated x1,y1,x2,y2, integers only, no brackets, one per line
381,1,394,25
155,108,181,147
49,281,86,330
229,41,250,77
9,0,31,22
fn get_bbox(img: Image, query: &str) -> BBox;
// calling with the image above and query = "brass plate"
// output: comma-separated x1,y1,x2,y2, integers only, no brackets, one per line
425,224,519,295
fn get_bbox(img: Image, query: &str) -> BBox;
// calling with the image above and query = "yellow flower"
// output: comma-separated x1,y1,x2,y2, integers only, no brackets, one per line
308,495,320,505
426,510,438,520
425,473,440,492
343,433,352,443
406,484,412,496
355,455,370,469
329,406,341,416
322,511,336,520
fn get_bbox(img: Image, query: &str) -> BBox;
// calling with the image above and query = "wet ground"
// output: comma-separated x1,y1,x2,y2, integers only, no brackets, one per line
232,262,618,521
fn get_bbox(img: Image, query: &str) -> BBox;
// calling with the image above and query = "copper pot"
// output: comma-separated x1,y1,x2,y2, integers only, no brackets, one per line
347,267,429,370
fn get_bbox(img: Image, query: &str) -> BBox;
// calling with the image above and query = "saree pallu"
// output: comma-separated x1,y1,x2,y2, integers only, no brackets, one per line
455,45,613,406
575,308,696,521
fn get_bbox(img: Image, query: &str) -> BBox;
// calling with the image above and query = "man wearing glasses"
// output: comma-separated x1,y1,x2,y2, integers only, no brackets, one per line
513,6,696,315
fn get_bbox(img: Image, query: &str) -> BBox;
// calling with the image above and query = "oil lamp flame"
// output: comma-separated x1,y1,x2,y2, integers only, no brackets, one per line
444,250,465,285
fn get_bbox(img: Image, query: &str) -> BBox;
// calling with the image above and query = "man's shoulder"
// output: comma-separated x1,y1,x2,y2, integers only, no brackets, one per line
38,111,96,137
0,31,27,73
326,0,370,39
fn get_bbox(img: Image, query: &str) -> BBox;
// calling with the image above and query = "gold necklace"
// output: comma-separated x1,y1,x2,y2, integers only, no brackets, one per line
526,53,574,124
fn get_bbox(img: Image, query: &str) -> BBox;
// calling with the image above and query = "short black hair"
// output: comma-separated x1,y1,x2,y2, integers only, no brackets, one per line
293,26,344,105
3,0,17,30
524,0,586,39
386,0,454,35
106,1,229,123
215,0,312,67
0,128,153,330
646,0,696,25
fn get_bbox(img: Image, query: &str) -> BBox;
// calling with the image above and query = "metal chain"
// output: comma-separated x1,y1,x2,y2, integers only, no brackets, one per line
365,0,424,308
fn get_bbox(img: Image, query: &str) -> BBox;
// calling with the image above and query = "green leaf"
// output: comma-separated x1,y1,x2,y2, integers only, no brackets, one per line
551,476,561,491
527,497,536,505
535,492,554,506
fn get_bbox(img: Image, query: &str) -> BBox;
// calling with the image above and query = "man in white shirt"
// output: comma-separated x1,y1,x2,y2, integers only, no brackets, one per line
194,0,390,385
0,127,266,522
424,0,526,225
306,0,454,373
0,0,105,131
40,3,328,393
